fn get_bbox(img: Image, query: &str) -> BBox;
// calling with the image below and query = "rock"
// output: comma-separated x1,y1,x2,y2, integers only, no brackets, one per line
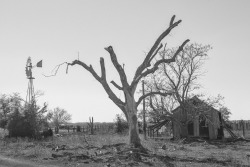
52,153,64,158
162,145,167,150
105,163,111,167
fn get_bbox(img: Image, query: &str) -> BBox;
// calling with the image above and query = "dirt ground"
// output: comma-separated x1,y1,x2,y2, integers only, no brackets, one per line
0,131,250,167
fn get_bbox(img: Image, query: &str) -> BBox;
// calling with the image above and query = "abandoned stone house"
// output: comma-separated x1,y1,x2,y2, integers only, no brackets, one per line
172,96,224,140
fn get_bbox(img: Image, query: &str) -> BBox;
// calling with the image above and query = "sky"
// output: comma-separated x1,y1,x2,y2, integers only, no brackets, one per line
0,0,249,122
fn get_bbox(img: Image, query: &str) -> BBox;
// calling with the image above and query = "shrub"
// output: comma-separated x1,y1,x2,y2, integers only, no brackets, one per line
0,119,8,129
7,109,34,138
40,128,53,138
76,125,81,132
115,114,128,134
7,102,50,138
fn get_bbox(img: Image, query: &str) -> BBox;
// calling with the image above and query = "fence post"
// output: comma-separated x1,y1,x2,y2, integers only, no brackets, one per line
240,120,245,138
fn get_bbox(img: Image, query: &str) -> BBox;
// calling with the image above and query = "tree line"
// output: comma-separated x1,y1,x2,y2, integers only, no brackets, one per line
0,93,71,138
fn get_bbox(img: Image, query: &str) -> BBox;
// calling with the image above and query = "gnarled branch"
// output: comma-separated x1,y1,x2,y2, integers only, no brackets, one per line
43,62,68,77
105,46,130,89
110,81,123,90
133,15,183,83
68,60,101,82
136,91,174,107
131,39,190,90
68,58,125,111
148,43,163,65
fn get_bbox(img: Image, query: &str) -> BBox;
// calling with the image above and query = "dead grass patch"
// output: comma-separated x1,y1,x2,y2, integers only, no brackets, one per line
0,132,250,166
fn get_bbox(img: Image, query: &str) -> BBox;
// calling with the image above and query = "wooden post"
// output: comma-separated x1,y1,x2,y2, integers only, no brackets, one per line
88,117,94,135
241,120,245,138
142,80,147,140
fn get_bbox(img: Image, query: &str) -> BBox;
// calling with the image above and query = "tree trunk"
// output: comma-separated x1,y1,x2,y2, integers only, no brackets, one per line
127,111,141,147
181,106,188,138
125,93,141,147
55,126,59,134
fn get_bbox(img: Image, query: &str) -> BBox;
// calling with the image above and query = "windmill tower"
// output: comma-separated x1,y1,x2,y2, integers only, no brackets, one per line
25,57,42,105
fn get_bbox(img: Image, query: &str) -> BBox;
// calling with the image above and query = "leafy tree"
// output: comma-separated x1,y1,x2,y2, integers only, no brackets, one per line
0,94,10,130
49,107,71,133
7,102,48,138
0,93,23,130
7,108,29,137
1,92,50,138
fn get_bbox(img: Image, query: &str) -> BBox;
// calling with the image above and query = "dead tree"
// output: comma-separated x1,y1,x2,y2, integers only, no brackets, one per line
66,15,189,147
88,117,94,135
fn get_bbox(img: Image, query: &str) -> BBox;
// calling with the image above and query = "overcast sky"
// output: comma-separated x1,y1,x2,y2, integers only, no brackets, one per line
0,0,249,122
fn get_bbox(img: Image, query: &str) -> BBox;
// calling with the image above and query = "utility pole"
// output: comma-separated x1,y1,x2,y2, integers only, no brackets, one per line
142,80,147,140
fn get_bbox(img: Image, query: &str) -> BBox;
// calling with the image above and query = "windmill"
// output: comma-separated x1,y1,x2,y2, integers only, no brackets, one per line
25,57,42,105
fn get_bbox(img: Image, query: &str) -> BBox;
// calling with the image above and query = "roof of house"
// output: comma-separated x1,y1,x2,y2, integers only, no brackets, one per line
171,96,220,114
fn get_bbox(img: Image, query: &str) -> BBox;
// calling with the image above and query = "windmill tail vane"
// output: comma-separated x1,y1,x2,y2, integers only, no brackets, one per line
35,60,43,68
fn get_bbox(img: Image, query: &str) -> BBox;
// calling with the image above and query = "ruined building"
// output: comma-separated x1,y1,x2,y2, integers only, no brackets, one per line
172,96,224,140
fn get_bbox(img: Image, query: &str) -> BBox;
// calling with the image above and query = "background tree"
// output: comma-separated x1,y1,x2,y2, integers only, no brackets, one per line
23,101,49,136
0,92,50,138
0,94,10,130
219,107,231,121
0,93,23,130
49,107,72,134
204,94,231,121
62,15,189,147
145,44,211,137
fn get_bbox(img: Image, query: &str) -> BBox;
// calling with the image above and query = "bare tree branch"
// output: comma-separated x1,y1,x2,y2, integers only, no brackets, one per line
43,62,68,77
133,15,185,82
136,91,174,107
148,43,163,65
104,46,130,89
131,39,189,89
148,96,173,122
110,81,123,90
68,58,125,111
68,60,102,82
100,57,106,79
